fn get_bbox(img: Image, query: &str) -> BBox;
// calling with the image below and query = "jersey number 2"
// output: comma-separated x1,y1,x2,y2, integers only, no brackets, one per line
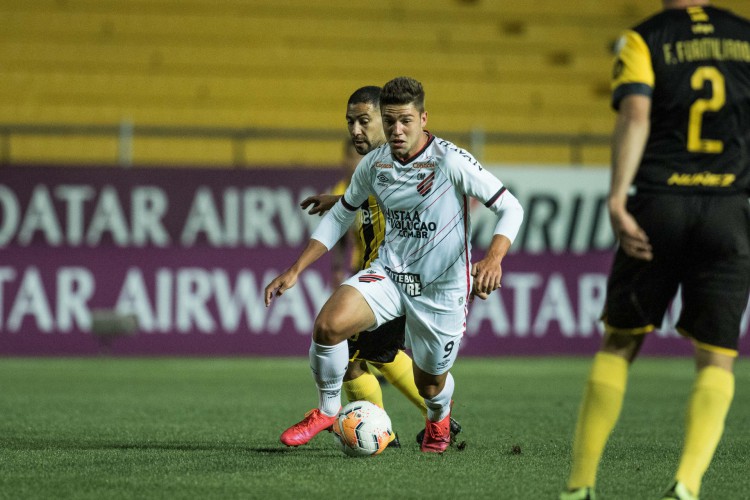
688,66,725,154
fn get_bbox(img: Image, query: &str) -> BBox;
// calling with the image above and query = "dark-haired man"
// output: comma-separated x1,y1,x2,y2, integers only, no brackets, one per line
302,85,462,448
266,77,523,453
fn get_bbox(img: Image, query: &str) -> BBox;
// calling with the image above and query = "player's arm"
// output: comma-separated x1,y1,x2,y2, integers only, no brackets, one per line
331,225,353,286
300,193,349,285
471,192,523,297
444,151,524,297
264,200,357,306
609,29,653,261
609,94,652,261
264,239,329,306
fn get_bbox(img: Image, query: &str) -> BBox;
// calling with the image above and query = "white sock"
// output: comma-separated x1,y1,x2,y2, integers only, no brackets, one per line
424,372,454,422
309,340,349,417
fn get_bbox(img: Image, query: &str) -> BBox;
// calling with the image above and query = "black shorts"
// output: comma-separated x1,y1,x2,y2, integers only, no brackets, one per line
348,316,406,364
603,192,750,352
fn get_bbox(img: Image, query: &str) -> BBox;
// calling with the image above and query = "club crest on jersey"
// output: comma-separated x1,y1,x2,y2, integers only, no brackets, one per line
417,171,435,196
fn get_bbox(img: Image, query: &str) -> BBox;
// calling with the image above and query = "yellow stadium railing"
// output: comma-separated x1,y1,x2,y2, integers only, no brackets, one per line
0,122,611,168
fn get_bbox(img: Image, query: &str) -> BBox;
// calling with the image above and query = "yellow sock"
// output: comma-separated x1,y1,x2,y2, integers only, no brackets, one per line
377,351,428,418
675,366,734,496
567,352,629,490
343,371,383,408
343,371,397,443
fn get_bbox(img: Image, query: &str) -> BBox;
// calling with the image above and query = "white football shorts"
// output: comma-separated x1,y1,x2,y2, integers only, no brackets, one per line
342,264,465,375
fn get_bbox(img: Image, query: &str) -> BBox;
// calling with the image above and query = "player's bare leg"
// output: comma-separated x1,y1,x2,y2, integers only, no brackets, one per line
280,286,376,447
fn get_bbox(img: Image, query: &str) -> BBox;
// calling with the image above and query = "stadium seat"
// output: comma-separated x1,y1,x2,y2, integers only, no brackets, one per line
0,0,747,166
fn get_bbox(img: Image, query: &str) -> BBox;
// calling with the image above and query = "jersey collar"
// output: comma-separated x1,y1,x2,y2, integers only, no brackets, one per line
392,131,435,166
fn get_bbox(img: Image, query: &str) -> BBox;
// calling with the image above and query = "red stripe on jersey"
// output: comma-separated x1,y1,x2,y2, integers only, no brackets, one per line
463,195,471,302
404,209,462,261
358,274,385,283
385,182,453,248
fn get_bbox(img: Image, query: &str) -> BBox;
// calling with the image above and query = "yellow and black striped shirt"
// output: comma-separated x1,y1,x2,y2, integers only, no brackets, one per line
332,179,386,270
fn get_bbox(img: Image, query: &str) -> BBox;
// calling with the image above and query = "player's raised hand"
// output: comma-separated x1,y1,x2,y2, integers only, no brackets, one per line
264,269,299,307
300,194,341,216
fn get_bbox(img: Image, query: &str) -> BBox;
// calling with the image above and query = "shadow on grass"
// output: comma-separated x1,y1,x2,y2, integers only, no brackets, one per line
0,437,328,455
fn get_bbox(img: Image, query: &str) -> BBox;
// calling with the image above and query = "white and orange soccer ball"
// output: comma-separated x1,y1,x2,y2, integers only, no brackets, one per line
332,401,393,457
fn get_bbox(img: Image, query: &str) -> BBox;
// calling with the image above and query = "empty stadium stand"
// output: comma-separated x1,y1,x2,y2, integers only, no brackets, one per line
1,0,747,166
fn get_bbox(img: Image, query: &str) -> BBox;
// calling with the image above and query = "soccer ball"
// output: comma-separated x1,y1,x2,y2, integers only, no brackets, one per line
332,401,393,457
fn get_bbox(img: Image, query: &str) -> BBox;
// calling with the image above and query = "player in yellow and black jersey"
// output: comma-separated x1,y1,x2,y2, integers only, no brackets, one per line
330,148,386,284
561,3,750,500
301,86,461,448
611,1,750,194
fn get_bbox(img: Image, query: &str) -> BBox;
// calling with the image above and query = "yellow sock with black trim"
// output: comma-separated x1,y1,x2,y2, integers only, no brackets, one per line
675,366,734,496
377,351,428,418
343,371,383,408
567,352,629,490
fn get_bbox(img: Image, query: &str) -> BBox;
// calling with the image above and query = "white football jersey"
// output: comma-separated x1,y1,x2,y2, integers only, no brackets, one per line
337,132,521,311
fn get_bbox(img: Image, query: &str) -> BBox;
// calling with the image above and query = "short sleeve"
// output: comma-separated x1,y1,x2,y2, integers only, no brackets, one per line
611,29,654,110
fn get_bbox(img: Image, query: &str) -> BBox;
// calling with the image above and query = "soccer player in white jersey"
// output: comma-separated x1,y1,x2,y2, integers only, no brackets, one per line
264,76,524,452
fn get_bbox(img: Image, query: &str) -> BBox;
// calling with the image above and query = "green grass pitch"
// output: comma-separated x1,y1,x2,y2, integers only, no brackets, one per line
0,357,748,499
